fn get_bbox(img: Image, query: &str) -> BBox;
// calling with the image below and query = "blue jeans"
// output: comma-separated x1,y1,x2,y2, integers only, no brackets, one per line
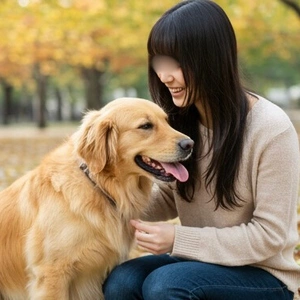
103,254,293,300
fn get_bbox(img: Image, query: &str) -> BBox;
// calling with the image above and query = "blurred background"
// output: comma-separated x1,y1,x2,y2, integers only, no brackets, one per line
0,0,299,261
0,0,299,128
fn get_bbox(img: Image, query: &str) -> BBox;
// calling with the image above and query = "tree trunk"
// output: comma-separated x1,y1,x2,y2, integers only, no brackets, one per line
67,85,78,121
55,87,63,121
1,81,13,125
278,0,300,18
81,67,104,110
34,65,48,128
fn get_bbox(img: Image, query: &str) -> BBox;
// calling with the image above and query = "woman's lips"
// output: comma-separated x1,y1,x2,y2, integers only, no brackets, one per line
169,87,185,97
169,87,184,93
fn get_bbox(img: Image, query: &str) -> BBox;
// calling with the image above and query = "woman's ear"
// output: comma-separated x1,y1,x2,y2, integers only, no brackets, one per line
75,111,118,173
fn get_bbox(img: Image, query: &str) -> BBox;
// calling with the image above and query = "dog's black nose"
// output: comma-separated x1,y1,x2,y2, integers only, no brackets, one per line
179,139,194,151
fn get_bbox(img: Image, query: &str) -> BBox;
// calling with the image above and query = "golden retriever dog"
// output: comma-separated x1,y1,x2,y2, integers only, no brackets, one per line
0,97,193,300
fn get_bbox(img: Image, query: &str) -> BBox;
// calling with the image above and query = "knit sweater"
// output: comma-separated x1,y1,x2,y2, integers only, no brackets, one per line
144,96,300,298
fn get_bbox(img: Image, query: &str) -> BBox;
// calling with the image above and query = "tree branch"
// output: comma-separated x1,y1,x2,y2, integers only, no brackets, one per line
279,0,300,18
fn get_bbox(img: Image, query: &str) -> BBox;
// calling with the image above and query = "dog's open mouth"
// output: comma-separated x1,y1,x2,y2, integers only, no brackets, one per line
135,155,189,182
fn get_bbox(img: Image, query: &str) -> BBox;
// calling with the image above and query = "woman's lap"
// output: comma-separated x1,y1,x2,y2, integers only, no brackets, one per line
103,254,293,300
103,254,177,299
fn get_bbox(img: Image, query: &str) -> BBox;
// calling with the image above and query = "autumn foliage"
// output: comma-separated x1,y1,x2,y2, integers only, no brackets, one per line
0,0,299,126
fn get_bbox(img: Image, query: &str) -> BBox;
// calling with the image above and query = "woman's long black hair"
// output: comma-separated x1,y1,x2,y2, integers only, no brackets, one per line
147,0,249,210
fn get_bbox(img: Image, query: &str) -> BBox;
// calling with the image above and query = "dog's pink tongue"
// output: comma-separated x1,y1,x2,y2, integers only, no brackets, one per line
160,162,189,182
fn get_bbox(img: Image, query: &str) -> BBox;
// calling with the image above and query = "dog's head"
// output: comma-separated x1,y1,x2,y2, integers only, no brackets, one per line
74,98,194,183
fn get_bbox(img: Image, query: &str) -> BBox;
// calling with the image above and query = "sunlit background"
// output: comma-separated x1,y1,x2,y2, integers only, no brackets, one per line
0,0,299,126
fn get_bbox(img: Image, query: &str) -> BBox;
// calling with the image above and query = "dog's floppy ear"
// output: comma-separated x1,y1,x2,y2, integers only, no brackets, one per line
75,111,118,173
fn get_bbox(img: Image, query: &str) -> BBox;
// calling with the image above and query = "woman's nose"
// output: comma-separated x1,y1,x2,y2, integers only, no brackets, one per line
157,71,173,83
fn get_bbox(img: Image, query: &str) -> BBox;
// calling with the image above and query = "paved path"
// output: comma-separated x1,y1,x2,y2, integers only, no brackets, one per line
0,123,78,139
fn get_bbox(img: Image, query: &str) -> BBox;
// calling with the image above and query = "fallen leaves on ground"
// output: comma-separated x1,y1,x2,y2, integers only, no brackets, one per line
0,125,76,190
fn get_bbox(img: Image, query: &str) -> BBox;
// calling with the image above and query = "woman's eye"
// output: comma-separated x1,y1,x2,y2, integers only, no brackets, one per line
138,123,153,130
152,55,180,72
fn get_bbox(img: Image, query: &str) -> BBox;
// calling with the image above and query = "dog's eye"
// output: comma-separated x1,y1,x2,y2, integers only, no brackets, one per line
138,122,153,130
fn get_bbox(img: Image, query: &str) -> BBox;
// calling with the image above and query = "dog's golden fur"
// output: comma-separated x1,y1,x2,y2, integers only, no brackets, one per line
0,98,193,300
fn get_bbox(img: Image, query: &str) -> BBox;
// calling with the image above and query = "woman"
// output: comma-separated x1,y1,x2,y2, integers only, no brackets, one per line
104,0,300,299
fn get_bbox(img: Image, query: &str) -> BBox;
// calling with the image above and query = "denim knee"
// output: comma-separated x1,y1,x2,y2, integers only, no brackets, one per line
103,264,142,300
104,255,177,300
142,273,166,300
142,267,189,300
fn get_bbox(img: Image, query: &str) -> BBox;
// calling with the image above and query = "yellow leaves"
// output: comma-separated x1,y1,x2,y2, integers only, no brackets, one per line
0,0,297,86
72,0,107,12
0,0,177,84
215,0,299,67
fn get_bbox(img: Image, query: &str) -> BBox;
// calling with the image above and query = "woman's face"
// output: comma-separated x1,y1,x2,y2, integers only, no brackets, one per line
152,55,187,107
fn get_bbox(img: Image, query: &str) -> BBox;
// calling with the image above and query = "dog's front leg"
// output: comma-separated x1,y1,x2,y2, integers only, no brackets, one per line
27,265,71,300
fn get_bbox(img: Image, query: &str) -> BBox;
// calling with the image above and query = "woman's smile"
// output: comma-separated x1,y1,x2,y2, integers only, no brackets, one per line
169,87,184,94
167,86,186,106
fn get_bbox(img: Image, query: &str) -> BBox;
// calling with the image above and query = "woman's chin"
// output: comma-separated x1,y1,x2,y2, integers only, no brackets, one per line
172,97,188,108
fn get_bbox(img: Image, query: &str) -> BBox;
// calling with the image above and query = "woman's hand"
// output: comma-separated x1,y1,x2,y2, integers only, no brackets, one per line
130,219,175,255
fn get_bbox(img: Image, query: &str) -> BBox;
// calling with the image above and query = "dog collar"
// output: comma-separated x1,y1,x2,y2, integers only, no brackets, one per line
79,163,117,209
